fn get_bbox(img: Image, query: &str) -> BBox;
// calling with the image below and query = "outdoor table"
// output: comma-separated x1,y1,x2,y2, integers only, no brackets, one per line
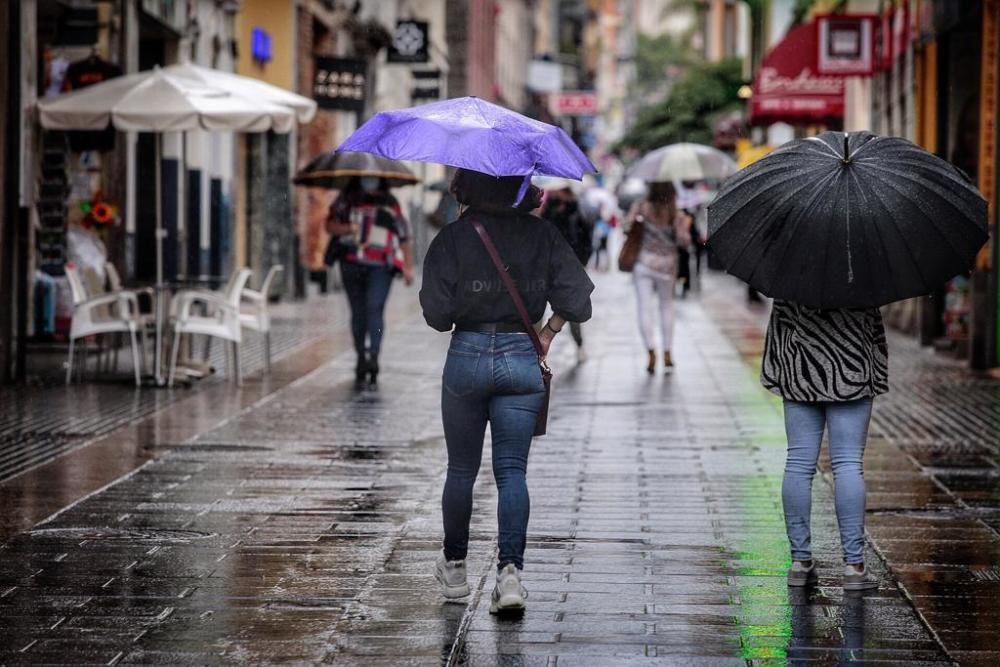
126,276,230,386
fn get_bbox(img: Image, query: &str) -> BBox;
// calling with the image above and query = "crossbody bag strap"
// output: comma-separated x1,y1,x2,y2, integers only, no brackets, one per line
471,219,547,359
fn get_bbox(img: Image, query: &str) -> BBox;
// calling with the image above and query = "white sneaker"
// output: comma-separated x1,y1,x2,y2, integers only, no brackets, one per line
843,563,879,591
489,563,527,614
435,553,470,599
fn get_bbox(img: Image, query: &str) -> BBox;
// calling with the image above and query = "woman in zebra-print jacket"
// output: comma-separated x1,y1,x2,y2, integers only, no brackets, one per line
761,300,887,591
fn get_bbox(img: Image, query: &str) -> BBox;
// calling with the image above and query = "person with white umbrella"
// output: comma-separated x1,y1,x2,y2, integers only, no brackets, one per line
38,64,315,385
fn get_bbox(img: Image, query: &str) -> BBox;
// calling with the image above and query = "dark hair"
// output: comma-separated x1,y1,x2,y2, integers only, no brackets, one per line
647,181,678,223
450,168,543,213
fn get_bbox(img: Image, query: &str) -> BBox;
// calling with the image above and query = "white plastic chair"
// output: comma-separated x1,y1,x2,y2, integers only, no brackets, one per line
168,268,252,386
240,265,283,373
65,265,144,387
104,261,155,372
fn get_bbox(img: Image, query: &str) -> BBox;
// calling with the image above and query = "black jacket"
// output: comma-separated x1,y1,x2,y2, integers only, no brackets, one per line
420,209,594,332
543,199,594,265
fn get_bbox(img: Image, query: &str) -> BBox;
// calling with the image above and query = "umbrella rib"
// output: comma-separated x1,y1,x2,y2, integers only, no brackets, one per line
846,167,901,302
859,163,980,263
850,165,934,293
748,169,842,297
722,169,837,279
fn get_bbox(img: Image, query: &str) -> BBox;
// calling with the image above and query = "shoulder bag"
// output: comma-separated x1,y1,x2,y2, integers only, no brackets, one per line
618,218,644,272
471,220,552,436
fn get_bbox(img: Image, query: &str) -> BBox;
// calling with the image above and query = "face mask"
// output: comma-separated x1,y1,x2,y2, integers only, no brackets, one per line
360,177,380,193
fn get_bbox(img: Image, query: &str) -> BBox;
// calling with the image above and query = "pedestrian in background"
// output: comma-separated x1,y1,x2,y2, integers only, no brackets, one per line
625,182,691,374
591,216,612,271
326,176,415,388
541,186,593,363
762,301,886,591
420,168,593,613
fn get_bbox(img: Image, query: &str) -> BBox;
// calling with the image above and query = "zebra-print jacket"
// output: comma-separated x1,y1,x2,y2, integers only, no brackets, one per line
761,300,888,403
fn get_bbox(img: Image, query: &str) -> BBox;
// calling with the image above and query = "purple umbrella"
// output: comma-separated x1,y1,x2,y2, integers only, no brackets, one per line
338,97,596,181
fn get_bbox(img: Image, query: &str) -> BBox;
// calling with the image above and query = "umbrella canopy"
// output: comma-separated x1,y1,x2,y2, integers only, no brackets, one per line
338,96,596,180
628,143,738,183
38,65,297,133
707,131,989,309
293,151,418,189
163,63,316,123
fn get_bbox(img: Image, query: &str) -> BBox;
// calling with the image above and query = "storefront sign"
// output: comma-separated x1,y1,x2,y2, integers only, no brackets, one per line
553,91,598,116
817,15,877,76
313,57,366,111
750,23,844,125
388,20,429,63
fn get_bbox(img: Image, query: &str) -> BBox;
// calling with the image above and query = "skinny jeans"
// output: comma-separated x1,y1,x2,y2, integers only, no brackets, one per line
782,398,874,564
440,332,546,570
340,262,393,358
633,262,676,351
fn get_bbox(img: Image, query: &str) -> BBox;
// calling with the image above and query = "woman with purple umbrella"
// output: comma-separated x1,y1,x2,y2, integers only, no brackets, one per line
421,169,593,613
341,97,596,613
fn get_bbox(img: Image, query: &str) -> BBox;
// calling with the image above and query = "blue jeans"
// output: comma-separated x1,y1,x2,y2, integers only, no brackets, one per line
441,332,546,570
782,398,874,564
340,263,394,358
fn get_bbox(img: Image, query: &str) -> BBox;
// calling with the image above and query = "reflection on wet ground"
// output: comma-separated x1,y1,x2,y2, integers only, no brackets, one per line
0,271,996,664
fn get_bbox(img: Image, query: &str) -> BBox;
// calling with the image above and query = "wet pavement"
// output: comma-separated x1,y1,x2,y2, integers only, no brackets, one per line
0,270,997,664
0,295,357,483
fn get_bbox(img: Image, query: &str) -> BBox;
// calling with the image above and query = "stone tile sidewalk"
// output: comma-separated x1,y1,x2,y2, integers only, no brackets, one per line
0,269,995,664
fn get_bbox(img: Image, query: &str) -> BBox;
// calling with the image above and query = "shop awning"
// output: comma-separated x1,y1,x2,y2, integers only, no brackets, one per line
749,23,844,126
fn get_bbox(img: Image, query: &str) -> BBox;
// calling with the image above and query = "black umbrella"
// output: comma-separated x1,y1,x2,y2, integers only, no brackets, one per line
293,150,419,189
707,131,988,309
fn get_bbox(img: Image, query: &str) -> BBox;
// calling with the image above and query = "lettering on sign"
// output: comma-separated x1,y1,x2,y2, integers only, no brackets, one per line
757,67,843,95
554,92,598,116
313,57,367,111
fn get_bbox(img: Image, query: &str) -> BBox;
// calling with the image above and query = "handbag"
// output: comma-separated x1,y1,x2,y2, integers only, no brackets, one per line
471,220,553,436
617,218,644,272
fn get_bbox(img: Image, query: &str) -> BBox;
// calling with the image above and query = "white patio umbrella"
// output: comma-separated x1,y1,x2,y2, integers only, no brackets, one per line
161,63,317,123
37,65,308,384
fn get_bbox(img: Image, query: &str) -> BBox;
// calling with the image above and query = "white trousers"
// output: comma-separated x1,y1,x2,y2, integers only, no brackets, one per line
633,263,675,352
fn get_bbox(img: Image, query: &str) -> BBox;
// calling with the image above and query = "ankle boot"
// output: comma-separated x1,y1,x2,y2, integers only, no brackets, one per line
354,355,369,387
646,349,656,375
368,356,379,386
664,350,674,374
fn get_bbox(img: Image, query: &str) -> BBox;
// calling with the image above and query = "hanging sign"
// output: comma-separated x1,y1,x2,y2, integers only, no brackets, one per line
388,20,430,63
313,57,367,111
750,23,844,125
817,15,877,76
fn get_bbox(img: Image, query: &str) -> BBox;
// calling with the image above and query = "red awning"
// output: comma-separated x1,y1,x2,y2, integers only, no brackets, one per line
750,23,845,126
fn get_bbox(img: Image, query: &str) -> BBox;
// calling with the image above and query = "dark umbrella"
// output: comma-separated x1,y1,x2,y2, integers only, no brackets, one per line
707,131,988,309
293,150,419,189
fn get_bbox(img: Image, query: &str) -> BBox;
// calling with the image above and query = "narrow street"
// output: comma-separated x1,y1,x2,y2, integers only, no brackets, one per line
2,270,998,665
